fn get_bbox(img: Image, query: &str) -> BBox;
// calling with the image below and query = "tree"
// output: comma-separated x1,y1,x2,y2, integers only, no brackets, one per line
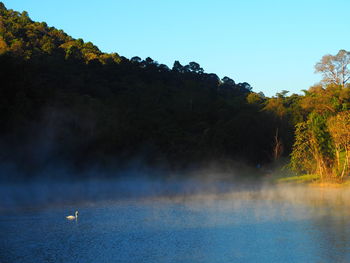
236,82,252,93
64,45,83,61
0,2,6,11
142,57,158,68
3,2,284,174
40,35,55,54
246,92,264,105
309,113,334,179
172,60,184,72
290,122,315,174
273,129,283,161
328,111,350,179
291,113,334,179
131,56,141,64
188,62,203,74
0,36,8,54
276,90,289,98
221,76,235,86
10,39,25,56
263,97,286,118
315,49,350,88
300,84,350,114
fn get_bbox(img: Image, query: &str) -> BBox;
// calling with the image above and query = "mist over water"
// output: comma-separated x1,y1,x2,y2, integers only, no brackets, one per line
0,166,260,211
2,170,350,263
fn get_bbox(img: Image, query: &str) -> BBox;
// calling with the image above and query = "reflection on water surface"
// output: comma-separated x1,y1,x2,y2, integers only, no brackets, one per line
1,182,350,263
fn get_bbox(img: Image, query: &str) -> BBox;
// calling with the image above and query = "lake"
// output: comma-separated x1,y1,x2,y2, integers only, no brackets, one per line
1,179,350,263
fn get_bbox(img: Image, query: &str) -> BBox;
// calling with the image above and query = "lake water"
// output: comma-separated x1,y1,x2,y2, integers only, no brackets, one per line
1,180,350,263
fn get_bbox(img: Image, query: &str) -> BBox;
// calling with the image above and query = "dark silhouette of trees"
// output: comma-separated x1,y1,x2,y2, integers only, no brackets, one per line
0,3,297,176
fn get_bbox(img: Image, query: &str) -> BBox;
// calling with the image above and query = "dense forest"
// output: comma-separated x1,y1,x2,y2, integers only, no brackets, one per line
1,3,350,181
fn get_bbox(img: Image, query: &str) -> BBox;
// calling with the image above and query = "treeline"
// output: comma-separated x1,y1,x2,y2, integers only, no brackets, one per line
0,3,295,175
290,50,350,181
1,3,349,180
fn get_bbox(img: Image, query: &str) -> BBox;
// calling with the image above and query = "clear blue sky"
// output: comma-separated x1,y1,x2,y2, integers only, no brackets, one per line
3,0,350,96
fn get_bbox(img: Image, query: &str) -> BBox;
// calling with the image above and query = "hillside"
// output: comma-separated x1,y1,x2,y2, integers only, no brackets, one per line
0,3,294,176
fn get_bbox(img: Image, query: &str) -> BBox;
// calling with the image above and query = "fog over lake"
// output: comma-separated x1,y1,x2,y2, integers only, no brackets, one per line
1,175,350,263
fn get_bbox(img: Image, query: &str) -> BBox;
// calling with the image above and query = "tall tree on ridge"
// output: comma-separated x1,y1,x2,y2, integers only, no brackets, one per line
315,49,350,88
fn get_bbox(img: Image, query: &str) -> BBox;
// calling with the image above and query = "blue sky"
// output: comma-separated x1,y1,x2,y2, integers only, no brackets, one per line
3,0,350,96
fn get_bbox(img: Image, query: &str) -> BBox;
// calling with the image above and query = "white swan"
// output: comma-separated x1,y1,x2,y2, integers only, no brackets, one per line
66,211,78,220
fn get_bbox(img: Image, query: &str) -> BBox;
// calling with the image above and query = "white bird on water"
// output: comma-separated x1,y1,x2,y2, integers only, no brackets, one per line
66,211,78,220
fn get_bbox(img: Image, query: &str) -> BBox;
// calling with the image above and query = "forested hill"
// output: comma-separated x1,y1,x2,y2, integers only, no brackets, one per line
0,3,297,175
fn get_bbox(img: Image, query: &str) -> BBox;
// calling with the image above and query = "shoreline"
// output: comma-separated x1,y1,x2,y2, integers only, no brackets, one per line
274,173,350,188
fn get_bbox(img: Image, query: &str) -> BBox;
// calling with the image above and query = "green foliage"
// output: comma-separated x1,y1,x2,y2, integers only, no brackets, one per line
327,111,350,179
300,84,350,114
0,4,117,64
0,36,7,54
290,84,350,181
0,3,282,174
5,3,349,181
246,92,264,105
290,122,314,174
290,112,334,179
308,112,334,160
